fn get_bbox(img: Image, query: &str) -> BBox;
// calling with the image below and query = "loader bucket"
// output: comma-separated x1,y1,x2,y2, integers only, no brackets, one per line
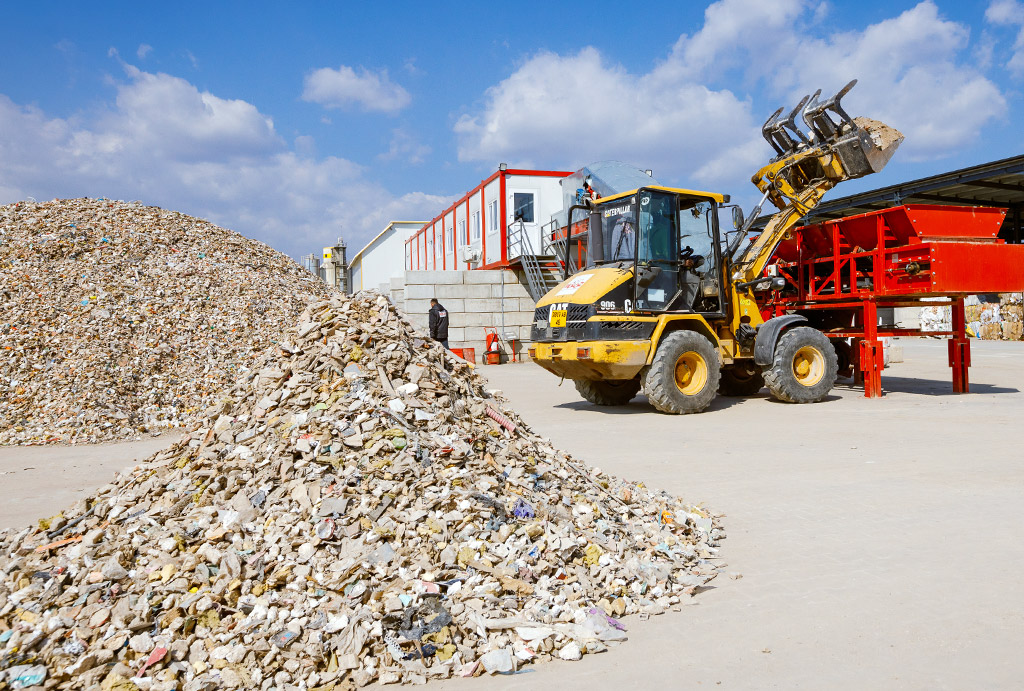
839,117,903,178
762,79,904,180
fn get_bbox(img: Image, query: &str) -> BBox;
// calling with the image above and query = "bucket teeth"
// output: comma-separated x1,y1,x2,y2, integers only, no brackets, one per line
825,79,857,126
801,90,824,141
761,94,814,160
761,107,786,157
802,79,858,145
781,94,812,149
759,78,902,185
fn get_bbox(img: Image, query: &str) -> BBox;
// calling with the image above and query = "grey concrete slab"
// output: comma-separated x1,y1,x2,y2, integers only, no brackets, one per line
0,433,184,530
406,271,465,285
458,338,1024,690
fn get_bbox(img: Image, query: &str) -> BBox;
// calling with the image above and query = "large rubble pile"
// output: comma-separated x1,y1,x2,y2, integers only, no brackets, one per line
0,198,330,445
0,292,722,689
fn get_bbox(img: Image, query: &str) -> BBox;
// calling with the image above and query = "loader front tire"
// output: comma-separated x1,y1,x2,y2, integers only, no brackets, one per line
763,326,838,403
719,363,765,396
643,331,720,414
573,378,641,406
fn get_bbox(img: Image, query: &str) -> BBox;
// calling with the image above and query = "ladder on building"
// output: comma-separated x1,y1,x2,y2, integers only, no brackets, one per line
507,220,561,302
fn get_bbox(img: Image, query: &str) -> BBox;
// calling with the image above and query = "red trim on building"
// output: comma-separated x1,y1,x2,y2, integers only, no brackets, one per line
464,197,470,269
404,167,572,272
506,169,572,177
499,171,508,264
480,185,487,267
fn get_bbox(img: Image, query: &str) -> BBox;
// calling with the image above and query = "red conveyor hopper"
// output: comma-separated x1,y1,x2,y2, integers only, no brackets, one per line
766,205,1024,398
771,205,1024,298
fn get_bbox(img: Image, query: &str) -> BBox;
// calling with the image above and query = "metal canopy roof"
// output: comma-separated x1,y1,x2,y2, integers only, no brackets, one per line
752,153,1024,242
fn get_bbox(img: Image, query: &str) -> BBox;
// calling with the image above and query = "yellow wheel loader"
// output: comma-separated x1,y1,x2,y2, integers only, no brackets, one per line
529,80,903,413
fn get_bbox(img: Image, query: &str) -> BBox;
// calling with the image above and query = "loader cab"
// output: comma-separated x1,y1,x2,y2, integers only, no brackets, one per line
590,186,725,315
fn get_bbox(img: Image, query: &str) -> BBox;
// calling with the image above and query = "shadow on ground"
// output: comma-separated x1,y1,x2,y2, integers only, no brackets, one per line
834,376,1019,396
553,391,843,414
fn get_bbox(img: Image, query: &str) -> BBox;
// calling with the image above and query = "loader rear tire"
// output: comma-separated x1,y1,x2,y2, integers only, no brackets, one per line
718,363,765,396
642,331,720,414
763,326,838,403
573,378,641,406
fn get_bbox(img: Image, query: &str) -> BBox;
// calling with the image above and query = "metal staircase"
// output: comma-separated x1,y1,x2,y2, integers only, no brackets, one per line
507,220,561,301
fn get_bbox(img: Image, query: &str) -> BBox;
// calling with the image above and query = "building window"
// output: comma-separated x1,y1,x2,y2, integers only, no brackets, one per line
489,199,498,233
472,211,481,241
426,235,433,268
446,222,453,252
459,219,466,244
405,243,411,270
513,192,535,223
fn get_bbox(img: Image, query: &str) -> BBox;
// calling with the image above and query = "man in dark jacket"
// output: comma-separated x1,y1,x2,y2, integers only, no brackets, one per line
428,298,449,348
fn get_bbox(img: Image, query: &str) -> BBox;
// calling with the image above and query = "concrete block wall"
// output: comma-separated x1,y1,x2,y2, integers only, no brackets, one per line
396,270,536,362
388,275,405,311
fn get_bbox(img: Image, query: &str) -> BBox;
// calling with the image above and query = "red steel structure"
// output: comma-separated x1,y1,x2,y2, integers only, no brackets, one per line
762,204,1024,397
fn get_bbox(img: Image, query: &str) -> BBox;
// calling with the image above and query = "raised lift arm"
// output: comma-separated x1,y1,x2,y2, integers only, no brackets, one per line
731,80,904,285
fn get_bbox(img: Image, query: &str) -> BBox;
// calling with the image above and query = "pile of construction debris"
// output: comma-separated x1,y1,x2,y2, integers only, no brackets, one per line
0,198,330,445
0,292,722,689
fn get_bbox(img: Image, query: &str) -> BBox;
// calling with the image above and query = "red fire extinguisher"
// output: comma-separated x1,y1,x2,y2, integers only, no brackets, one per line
485,328,501,364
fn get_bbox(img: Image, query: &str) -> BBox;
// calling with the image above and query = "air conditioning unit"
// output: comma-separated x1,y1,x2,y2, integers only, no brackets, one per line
461,247,481,263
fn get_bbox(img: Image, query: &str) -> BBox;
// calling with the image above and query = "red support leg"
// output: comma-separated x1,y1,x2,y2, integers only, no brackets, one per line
948,296,970,393
861,300,883,398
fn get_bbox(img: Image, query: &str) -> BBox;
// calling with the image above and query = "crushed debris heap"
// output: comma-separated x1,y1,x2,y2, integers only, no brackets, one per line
0,198,330,445
0,293,722,689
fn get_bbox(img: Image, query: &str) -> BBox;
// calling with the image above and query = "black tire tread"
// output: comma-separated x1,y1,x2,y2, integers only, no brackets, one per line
763,326,838,403
573,378,641,406
642,331,720,414
719,365,765,396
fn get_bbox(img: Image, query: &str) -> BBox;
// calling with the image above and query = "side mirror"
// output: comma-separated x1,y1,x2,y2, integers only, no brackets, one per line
732,206,745,230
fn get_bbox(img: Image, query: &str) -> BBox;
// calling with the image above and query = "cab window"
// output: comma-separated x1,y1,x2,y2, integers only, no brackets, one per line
638,190,678,264
603,200,637,262
679,200,714,261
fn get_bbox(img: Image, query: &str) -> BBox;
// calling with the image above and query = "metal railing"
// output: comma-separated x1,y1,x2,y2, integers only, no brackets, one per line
507,220,560,302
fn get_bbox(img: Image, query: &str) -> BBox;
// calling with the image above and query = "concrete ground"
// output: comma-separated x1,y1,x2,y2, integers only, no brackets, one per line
0,339,1021,689
0,433,183,529
454,338,1024,690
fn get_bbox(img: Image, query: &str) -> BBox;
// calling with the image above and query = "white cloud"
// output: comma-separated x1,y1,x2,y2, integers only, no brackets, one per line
668,0,808,79
766,1,1007,159
302,65,411,113
986,0,1024,77
95,65,283,162
137,43,152,59
378,129,431,164
0,65,446,259
454,48,765,188
456,0,1006,185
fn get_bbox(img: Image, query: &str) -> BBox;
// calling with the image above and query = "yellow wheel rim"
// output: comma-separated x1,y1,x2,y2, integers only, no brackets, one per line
674,351,708,395
793,346,825,386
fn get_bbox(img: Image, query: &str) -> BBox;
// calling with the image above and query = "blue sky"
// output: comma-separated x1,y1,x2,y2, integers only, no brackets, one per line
1,0,1021,259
